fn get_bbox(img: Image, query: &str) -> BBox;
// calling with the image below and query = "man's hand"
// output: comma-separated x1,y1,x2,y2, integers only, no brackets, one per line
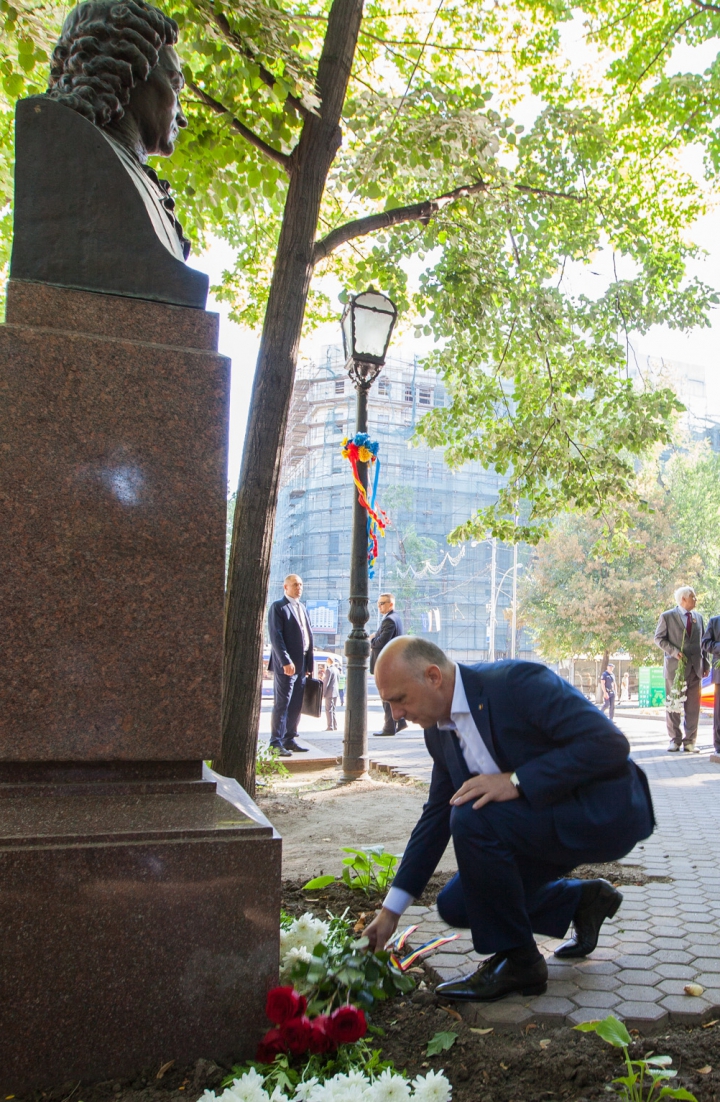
450,772,520,810
363,907,400,953
283,662,296,676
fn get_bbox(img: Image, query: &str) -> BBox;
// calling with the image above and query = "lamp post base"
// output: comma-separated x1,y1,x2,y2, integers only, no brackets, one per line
343,631,370,782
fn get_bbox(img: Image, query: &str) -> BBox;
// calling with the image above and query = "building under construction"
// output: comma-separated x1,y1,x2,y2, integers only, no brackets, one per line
267,345,537,662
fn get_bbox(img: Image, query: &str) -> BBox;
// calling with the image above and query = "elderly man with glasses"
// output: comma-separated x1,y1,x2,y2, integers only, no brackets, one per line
370,593,406,736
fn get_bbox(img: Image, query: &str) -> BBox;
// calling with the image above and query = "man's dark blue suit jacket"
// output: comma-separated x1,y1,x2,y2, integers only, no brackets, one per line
267,597,314,676
391,661,655,901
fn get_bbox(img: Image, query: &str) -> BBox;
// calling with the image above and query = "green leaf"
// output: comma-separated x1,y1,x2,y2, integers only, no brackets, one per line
302,874,336,890
426,1031,458,1056
574,1014,633,1049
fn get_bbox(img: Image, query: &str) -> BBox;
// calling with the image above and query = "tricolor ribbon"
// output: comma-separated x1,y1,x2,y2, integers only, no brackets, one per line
341,433,388,576
387,924,461,972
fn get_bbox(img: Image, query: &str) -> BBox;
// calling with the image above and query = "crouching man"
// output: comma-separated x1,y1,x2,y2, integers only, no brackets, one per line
364,638,654,1002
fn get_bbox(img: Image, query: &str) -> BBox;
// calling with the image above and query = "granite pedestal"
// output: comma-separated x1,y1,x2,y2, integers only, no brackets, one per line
0,282,281,1090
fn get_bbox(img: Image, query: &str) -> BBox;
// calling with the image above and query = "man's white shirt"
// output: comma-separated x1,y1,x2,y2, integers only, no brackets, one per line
383,663,499,917
287,596,310,654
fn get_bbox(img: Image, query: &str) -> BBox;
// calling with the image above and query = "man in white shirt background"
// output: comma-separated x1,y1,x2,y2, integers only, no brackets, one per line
267,574,314,756
364,637,654,1003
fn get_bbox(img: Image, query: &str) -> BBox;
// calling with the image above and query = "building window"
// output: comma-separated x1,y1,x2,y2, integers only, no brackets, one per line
404,384,413,403
335,379,345,395
378,377,390,397
418,386,432,407
329,532,340,559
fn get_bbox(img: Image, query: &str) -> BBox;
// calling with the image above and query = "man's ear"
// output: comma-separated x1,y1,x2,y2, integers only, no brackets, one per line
425,664,443,688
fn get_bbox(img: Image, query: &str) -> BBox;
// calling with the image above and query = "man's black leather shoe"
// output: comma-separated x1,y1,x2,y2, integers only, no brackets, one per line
373,731,396,737
435,952,547,1002
554,878,623,959
284,740,309,753
271,746,292,758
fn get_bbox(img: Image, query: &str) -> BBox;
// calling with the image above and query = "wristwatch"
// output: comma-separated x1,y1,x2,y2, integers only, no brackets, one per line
510,771,521,792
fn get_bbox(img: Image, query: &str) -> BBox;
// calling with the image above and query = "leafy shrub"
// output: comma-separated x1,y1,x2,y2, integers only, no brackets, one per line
256,743,290,780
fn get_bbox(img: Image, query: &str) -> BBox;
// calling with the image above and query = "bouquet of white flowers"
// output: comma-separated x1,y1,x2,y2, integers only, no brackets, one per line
204,1066,452,1102
666,629,688,715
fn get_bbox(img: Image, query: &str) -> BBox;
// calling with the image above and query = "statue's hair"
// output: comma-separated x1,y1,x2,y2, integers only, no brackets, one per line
47,1,178,128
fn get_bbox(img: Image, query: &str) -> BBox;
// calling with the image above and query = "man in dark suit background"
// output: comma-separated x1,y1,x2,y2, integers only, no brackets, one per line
267,574,314,756
702,613,720,756
369,593,406,736
365,638,654,1002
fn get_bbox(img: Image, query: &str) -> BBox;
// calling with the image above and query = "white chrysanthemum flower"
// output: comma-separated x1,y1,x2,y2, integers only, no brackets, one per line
293,912,330,949
269,1088,290,1102
369,1069,411,1102
228,1069,271,1102
199,1091,218,1102
311,1072,369,1102
280,944,314,976
294,1078,320,1102
411,1070,452,1102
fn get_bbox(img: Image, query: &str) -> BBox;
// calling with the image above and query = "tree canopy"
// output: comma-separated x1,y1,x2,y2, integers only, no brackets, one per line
1,0,718,537
519,446,720,665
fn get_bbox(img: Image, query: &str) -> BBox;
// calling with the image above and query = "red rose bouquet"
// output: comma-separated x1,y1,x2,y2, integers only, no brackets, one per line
257,988,367,1063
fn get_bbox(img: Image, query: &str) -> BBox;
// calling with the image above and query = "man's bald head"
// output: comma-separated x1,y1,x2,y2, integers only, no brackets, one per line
283,574,303,598
375,637,455,730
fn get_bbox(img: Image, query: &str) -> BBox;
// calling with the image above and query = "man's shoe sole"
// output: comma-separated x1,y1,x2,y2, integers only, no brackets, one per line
437,980,547,1002
554,886,622,959
373,732,396,736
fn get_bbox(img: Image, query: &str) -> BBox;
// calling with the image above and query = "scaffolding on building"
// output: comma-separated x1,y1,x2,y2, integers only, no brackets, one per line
268,345,536,663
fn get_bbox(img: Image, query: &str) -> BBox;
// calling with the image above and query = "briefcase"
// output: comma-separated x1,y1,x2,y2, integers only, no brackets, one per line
301,676,323,718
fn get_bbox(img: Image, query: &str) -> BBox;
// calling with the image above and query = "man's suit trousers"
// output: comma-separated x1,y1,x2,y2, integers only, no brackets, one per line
271,668,307,747
436,797,585,955
666,665,701,746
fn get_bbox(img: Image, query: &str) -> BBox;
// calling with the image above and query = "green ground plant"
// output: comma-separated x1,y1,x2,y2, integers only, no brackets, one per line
303,846,400,896
575,1017,697,1102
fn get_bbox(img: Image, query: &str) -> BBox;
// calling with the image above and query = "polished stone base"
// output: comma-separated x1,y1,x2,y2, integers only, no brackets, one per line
0,280,230,762
0,764,281,1092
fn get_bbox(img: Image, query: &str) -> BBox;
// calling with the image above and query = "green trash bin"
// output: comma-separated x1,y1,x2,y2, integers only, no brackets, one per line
639,666,666,707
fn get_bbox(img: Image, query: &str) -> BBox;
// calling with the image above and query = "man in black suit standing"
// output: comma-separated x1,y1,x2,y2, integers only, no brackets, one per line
370,593,406,737
365,637,654,1003
267,574,314,756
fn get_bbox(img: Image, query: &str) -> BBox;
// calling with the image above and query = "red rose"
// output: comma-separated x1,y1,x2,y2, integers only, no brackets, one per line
326,1006,367,1045
266,986,307,1025
280,1015,313,1056
256,1028,286,1063
307,1015,336,1055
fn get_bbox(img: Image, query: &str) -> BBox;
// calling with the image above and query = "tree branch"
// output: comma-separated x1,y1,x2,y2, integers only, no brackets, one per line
206,7,316,120
187,81,292,174
312,179,583,263
689,0,720,12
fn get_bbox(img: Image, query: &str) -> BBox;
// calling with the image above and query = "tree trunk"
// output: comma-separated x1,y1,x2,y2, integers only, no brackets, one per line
601,649,609,672
216,0,364,793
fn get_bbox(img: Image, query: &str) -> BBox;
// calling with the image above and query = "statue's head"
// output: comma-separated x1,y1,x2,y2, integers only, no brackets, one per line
47,0,186,158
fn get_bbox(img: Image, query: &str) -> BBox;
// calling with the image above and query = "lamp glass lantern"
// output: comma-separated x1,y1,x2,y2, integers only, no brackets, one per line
341,289,397,369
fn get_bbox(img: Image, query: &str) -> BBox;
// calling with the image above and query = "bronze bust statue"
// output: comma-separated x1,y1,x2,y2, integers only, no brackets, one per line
10,0,208,308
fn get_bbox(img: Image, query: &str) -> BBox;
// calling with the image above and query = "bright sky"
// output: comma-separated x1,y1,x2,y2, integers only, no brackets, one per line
192,34,720,494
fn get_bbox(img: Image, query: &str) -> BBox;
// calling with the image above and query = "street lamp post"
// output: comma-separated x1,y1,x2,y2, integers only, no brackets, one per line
340,290,397,781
